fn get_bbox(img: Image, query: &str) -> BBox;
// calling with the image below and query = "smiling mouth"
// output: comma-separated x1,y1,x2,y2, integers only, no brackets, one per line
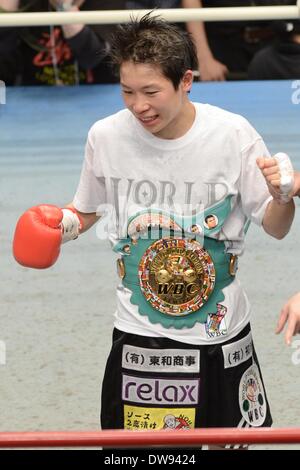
139,115,159,124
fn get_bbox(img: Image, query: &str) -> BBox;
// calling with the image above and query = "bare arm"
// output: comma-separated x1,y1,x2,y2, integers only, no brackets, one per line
0,0,19,9
49,0,85,38
1,0,84,38
293,171,300,196
65,203,100,234
182,0,228,81
48,0,108,68
262,198,294,240
276,293,300,345
257,156,295,239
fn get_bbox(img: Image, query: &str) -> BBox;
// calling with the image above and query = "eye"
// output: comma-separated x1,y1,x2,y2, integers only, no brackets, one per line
122,90,132,95
146,91,158,96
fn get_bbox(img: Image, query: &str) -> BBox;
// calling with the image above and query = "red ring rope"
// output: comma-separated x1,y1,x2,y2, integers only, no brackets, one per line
0,428,299,448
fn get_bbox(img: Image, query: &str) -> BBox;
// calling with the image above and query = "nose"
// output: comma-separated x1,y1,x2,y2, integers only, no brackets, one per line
132,95,150,114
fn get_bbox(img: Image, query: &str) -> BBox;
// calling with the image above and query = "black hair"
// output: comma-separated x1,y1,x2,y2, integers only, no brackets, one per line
110,12,198,89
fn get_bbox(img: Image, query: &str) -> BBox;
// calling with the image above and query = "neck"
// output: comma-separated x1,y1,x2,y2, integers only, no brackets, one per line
157,100,196,140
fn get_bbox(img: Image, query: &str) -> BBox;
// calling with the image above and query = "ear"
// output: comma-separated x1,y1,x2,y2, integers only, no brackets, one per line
181,69,194,93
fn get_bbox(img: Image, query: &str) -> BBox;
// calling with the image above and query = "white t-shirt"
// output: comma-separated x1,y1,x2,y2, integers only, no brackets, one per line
73,102,272,345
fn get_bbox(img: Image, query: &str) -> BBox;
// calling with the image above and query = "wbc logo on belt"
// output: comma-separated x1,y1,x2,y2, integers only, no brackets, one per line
139,237,215,316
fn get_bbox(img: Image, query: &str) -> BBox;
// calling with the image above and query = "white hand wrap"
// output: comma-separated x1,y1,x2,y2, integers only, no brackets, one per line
274,152,294,203
61,209,81,243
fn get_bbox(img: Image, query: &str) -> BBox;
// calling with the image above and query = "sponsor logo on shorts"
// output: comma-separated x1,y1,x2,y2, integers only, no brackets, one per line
205,303,227,338
239,363,267,426
222,331,253,369
122,345,200,373
122,374,200,406
124,404,195,430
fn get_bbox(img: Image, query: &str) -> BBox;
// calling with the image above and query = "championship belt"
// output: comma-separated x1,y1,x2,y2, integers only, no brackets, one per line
114,198,239,329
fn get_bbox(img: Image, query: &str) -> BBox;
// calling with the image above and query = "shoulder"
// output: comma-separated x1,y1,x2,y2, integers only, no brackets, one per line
197,103,251,128
196,103,262,148
88,109,133,141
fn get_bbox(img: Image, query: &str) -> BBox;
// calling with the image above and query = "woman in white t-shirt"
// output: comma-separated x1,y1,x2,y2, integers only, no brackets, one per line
13,13,296,443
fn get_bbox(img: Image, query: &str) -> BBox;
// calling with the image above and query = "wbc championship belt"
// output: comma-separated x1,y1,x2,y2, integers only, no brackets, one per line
114,199,238,329
139,236,215,316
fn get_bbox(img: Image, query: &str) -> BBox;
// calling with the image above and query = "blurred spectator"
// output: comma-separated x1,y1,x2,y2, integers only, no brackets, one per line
0,0,125,85
125,1,296,81
195,0,296,80
183,0,229,81
248,20,300,79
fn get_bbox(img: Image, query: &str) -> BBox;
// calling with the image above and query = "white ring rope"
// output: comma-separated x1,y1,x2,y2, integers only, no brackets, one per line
0,6,299,27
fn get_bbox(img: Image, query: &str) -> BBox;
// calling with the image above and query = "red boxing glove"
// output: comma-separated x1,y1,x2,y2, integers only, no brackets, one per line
13,205,81,269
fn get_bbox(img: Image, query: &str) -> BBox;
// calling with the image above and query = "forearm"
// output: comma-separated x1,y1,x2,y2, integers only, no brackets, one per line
294,171,300,196
61,5,84,39
66,203,100,234
0,0,19,10
183,0,213,61
277,292,300,345
262,198,295,240
66,26,107,68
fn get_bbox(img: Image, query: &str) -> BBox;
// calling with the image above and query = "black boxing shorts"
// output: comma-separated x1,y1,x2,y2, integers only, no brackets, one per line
100,323,272,433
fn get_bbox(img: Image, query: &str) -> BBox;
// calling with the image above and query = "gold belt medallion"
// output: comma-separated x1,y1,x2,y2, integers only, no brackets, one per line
139,238,216,317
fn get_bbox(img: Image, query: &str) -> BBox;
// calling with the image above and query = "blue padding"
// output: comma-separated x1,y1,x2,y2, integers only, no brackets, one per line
1,81,299,166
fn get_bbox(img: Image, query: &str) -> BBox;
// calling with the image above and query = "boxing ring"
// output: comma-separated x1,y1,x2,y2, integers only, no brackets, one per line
1,79,300,450
0,6,300,450
2,79,300,165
